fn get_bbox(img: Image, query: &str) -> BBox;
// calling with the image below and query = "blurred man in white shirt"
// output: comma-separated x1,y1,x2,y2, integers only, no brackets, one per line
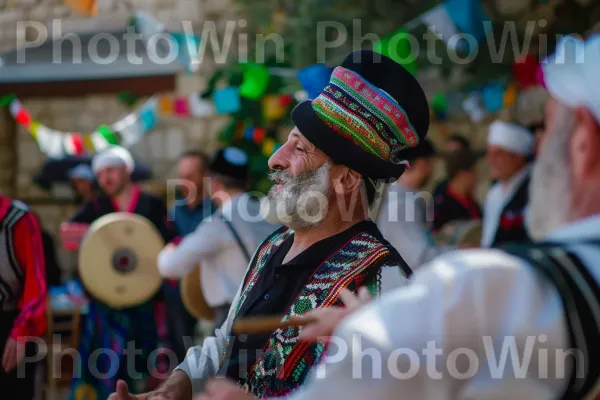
376,139,448,283
481,120,534,247
158,147,279,329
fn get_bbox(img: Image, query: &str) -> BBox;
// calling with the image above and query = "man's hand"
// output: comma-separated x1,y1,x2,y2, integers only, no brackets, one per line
2,337,25,372
108,381,150,400
195,379,256,400
109,371,192,400
298,287,372,341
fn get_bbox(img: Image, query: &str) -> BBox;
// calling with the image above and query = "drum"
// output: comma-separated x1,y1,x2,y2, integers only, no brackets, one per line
78,212,164,309
180,265,215,320
435,219,483,248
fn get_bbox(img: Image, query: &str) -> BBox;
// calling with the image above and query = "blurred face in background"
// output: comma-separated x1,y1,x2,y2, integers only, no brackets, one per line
70,178,93,197
178,155,207,203
445,139,466,154
96,165,129,197
412,156,435,189
527,98,600,240
486,145,527,182
455,167,477,195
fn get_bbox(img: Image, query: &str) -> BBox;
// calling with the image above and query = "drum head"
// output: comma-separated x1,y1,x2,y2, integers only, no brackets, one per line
181,266,215,321
78,212,164,309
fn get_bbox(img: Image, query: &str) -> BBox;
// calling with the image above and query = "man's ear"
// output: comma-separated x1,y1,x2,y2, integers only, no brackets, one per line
573,107,600,179
332,167,363,197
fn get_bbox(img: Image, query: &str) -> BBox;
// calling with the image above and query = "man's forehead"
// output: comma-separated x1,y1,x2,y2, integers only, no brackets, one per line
289,128,314,146
289,128,306,140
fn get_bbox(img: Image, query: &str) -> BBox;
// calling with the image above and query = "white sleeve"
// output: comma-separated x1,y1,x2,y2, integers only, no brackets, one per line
157,219,228,278
286,249,570,400
379,265,410,294
386,218,449,271
175,276,244,393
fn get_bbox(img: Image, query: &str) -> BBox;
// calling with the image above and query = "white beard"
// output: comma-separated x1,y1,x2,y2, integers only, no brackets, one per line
260,162,331,230
526,107,574,241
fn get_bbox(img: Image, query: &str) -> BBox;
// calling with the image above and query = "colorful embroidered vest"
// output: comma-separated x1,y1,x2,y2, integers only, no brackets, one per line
221,226,402,398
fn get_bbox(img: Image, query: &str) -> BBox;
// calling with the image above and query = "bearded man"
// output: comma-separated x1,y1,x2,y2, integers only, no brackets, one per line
111,50,429,400
199,34,600,400
61,146,176,399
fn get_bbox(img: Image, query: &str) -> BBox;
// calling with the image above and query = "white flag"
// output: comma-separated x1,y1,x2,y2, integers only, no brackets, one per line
421,5,459,47
188,95,214,117
118,118,145,147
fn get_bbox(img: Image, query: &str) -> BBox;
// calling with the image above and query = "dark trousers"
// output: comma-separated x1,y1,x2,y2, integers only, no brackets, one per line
163,283,198,364
0,311,37,400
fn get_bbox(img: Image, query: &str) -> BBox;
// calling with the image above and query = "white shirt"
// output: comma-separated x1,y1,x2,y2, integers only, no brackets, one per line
157,193,279,307
285,214,600,400
376,183,449,274
481,166,531,248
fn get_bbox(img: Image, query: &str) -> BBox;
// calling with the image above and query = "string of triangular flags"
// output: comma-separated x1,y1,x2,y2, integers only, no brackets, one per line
0,89,295,159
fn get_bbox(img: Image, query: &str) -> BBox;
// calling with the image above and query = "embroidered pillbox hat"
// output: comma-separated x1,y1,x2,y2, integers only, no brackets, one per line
291,50,430,180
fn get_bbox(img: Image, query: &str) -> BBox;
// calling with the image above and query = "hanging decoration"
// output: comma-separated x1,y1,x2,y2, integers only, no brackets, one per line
462,93,487,123
262,95,290,121
297,64,334,100
481,82,505,113
513,55,539,88
213,87,242,114
444,0,489,42
239,64,271,100
117,91,140,107
374,28,418,75
431,93,448,121
132,11,201,73
64,0,97,16
0,91,262,157
503,83,519,107
420,4,459,50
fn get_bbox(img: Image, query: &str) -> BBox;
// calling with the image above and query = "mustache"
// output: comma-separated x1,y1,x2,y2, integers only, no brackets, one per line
268,169,320,186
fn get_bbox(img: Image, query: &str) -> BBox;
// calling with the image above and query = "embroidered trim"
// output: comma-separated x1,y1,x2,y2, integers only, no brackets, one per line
242,232,391,398
311,66,419,161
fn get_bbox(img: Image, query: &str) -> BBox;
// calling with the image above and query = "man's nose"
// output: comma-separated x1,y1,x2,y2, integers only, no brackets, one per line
268,144,290,171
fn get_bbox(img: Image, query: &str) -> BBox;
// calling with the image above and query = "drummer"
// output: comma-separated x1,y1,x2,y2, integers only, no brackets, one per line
61,145,177,399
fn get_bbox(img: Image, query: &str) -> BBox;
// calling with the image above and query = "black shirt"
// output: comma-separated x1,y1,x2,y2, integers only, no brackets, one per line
432,183,482,232
69,187,177,242
219,220,408,380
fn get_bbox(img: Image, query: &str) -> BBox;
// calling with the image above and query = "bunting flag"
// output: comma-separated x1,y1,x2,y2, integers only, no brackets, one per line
374,28,418,75
421,4,459,49
0,91,287,159
132,11,201,73
64,0,97,16
0,92,233,157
